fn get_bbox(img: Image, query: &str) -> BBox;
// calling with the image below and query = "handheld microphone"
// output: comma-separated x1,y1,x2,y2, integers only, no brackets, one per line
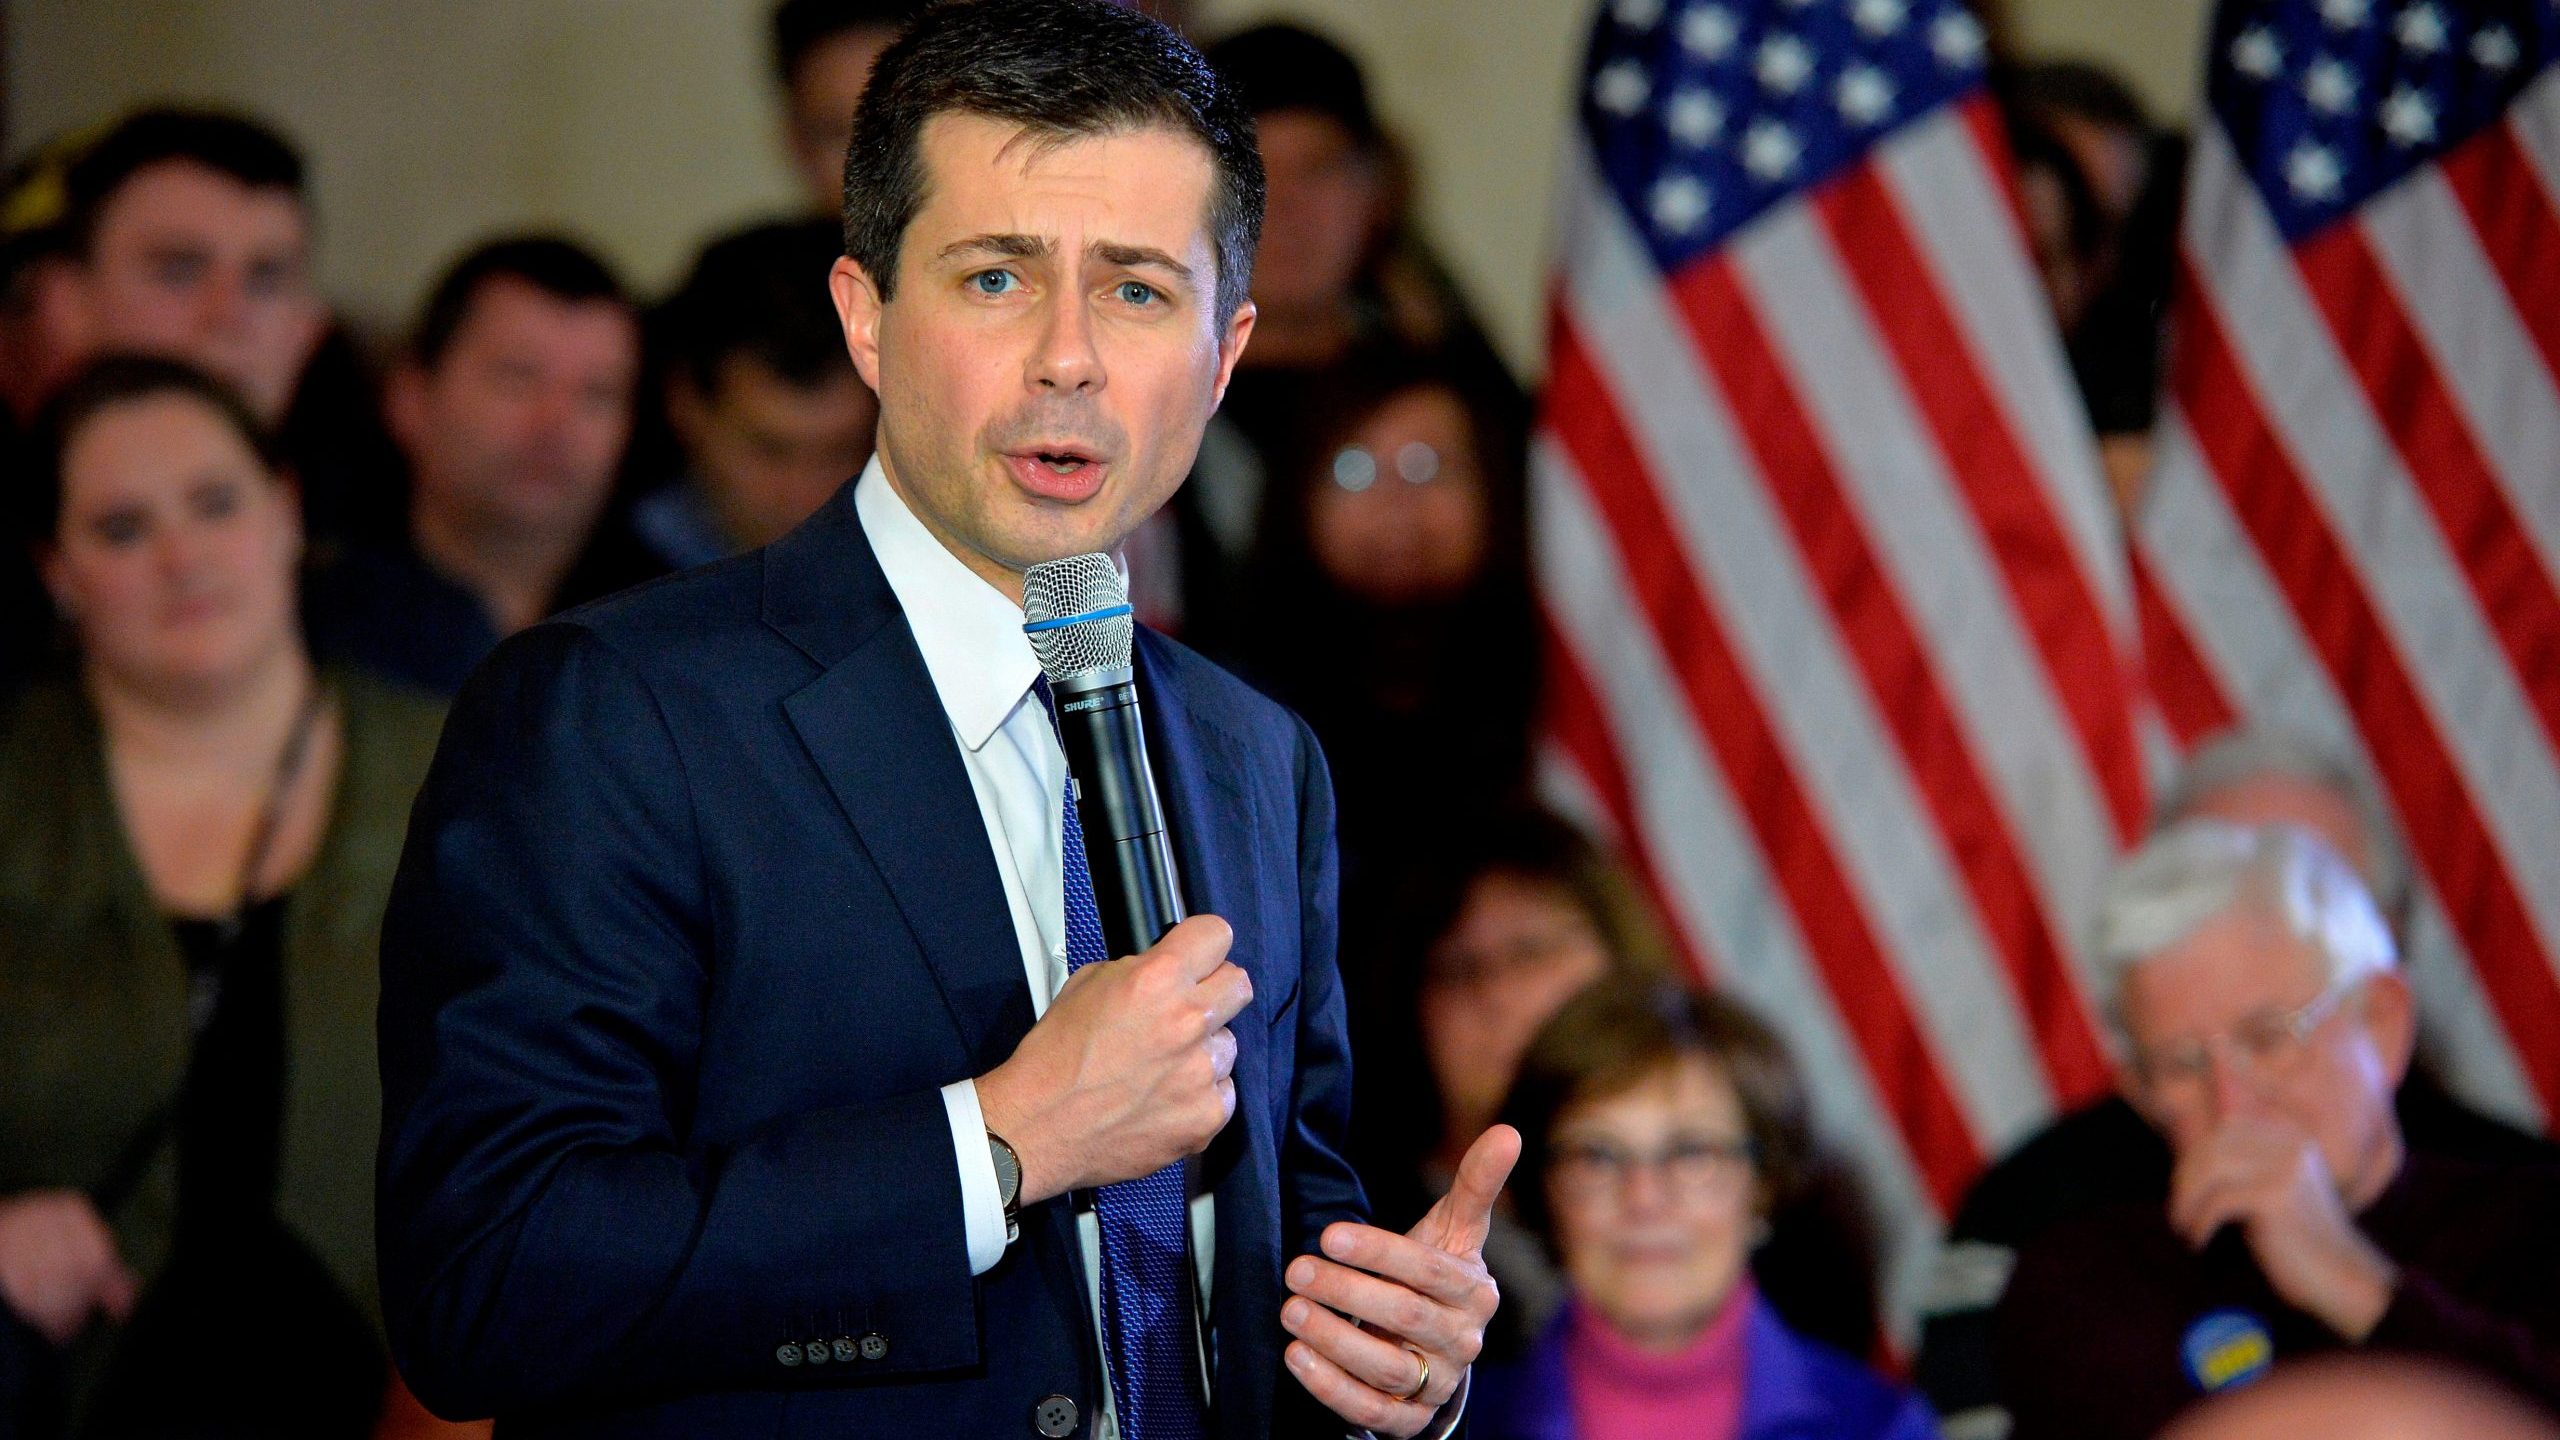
1022,554,1185,958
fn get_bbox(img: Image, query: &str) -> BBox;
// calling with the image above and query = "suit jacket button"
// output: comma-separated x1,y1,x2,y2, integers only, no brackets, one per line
858,1331,890,1362
832,1336,860,1363
776,1343,803,1367
802,1339,831,1366
1034,1394,1079,1437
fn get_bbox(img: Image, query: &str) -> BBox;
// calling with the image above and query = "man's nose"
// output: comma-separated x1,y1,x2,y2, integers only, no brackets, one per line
2205,1045,2259,1124
1028,294,1103,394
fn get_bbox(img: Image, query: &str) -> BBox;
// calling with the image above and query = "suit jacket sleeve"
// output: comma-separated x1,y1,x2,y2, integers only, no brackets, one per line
1278,711,1369,1264
376,623,979,1418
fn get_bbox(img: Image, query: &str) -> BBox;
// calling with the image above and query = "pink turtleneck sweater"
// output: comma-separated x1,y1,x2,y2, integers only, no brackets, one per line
1563,1279,1755,1440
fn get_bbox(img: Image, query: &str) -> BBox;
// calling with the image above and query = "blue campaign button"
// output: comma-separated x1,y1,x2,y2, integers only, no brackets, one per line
2182,1309,2274,1393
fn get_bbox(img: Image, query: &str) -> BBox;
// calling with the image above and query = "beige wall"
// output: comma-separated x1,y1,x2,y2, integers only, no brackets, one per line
8,0,2213,371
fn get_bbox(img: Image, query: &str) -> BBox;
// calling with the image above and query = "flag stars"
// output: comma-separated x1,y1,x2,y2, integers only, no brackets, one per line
1679,4,1742,60
2474,24,2521,72
1666,87,1728,147
1838,64,1897,126
2379,85,2438,147
2232,26,2284,80
2303,56,2358,115
1852,0,1908,37
2286,141,2345,201
2395,3,2447,54
1743,118,1804,181
1594,60,1651,117
1651,175,1713,234
1612,0,1667,28
1931,10,1987,69
1757,33,1817,94
2316,0,2370,30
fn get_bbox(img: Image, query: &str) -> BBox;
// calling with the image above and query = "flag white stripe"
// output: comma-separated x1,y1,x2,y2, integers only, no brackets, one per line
2360,167,2560,601
2143,415,2547,1129
1563,146,2057,1148
1879,109,2132,629
2184,126,2560,977
1536,439,1945,1334
2501,71,2560,221
1733,196,2119,1049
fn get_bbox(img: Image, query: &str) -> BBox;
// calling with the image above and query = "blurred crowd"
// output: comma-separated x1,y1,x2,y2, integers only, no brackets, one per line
1,2,2554,1438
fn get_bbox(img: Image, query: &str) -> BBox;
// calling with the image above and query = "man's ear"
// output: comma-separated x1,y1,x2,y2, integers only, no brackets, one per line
830,256,886,395
1211,297,1256,410
2362,970,2419,1088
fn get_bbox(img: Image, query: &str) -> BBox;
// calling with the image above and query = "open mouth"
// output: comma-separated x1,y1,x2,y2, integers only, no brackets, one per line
1004,443,1110,500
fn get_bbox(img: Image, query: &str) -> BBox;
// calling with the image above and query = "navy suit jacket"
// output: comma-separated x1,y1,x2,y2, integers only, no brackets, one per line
376,485,1369,1437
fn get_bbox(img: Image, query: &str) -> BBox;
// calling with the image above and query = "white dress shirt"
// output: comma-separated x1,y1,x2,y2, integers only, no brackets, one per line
858,462,1212,1440
862,461,1457,1440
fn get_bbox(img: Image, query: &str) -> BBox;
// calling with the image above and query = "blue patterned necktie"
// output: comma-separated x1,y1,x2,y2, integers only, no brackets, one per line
1041,679,1208,1440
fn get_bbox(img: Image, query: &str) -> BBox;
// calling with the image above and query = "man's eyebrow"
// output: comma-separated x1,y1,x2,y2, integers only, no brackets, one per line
1092,241,1193,282
935,232,1051,263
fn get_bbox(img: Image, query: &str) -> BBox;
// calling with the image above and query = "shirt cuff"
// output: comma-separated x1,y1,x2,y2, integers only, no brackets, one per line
940,1078,1007,1276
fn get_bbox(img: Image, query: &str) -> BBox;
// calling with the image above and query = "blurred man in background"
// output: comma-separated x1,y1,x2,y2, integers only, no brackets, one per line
1987,820,2560,1439
307,236,660,693
636,218,876,569
772,0,927,217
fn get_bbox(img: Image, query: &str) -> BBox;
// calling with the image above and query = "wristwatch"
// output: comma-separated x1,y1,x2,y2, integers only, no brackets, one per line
987,1130,1023,1245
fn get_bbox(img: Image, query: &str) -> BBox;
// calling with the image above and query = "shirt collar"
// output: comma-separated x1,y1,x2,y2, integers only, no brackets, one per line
854,456,1043,752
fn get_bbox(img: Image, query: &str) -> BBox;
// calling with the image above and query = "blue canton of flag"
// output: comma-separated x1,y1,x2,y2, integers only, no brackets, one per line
1581,0,1992,270
2210,0,2560,239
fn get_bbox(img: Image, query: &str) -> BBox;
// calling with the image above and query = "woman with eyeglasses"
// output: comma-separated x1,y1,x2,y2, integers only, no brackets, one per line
0,355,462,1437
1473,977,1934,1440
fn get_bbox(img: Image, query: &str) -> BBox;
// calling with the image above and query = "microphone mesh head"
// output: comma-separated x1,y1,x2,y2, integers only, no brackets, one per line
1021,553,1134,682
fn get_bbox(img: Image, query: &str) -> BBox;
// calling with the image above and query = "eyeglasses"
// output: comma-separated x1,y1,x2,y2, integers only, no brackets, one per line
1330,442,1443,492
1548,1134,1756,1202
1422,919,1602,991
2126,980,2360,1098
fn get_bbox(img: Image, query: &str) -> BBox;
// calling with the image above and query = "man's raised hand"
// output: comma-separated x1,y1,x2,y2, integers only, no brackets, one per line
1281,1125,1521,1437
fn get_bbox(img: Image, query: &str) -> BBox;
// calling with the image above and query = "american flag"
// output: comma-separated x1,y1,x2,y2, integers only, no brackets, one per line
1531,0,2144,1325
2138,0,2560,1132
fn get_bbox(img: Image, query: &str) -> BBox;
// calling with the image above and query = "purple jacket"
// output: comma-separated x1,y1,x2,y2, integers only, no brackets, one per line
1470,1296,1938,1440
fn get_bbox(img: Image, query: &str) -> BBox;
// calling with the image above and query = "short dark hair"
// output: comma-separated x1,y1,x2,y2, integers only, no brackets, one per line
842,0,1264,322
771,0,924,86
410,234,631,370
21,353,282,545
61,107,306,257
657,218,853,394
1204,23,1383,148
1498,978,1813,1251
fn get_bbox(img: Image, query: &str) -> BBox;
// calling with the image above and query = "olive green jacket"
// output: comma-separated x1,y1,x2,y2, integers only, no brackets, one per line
0,668,445,1342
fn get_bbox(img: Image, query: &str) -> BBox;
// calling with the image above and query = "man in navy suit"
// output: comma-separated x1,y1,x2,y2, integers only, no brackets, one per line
374,2,1515,1435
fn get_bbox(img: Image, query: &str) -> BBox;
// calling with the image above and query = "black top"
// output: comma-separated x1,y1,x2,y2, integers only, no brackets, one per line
168,894,290,1243
1989,1151,2560,1440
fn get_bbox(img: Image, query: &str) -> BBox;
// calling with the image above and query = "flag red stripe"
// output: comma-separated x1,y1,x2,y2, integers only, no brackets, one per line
1539,607,1720,985
2132,548,2239,749
2440,119,2560,403
1825,114,2149,848
1545,315,1981,1209
2172,261,2560,1116
2293,222,2560,762
1666,253,2115,1109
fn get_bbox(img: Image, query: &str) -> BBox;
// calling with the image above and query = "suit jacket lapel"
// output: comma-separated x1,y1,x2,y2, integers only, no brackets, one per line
767,489,1034,1071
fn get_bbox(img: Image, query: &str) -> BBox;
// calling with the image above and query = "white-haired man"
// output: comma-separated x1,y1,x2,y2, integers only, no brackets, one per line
1986,820,2560,1440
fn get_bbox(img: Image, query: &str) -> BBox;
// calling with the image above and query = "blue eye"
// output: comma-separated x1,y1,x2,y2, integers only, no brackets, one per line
1115,280,1158,306
970,270,1019,296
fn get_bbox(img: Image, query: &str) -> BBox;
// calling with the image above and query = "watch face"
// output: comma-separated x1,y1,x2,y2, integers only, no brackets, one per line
990,1135,1022,1204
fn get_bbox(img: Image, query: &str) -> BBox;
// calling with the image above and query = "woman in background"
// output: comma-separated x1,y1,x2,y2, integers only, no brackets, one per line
0,355,459,1437
1475,978,1934,1440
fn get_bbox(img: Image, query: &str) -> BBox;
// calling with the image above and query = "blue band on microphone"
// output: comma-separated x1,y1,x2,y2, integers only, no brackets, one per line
1023,603,1134,634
